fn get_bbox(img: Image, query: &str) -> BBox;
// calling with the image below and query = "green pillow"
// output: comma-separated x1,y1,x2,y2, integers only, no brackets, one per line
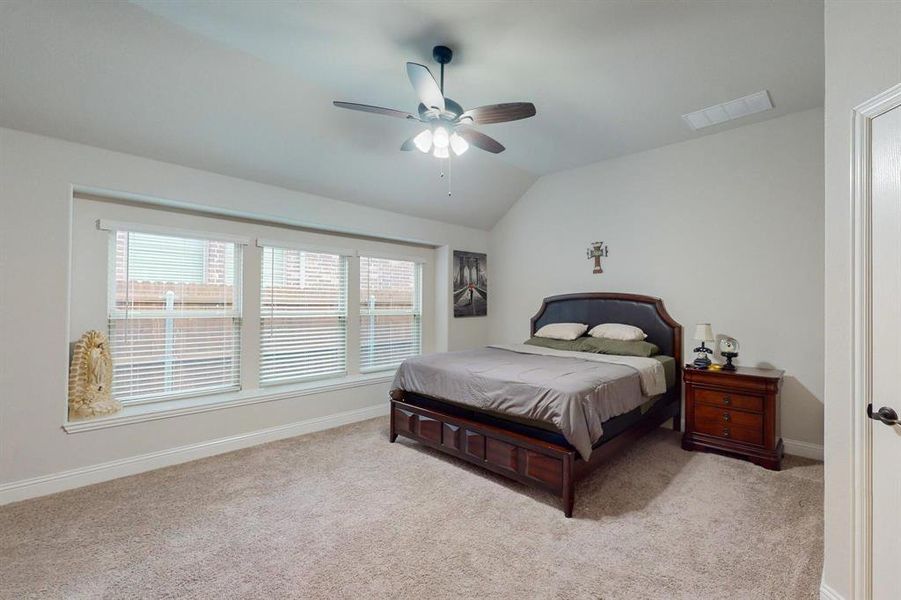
524,336,660,357
577,336,660,357
523,336,583,352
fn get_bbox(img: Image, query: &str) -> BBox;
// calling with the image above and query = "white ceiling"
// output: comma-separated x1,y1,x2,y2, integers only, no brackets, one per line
0,1,823,229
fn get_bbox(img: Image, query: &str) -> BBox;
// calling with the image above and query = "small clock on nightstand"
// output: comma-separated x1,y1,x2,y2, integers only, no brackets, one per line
681,364,784,470
720,337,740,371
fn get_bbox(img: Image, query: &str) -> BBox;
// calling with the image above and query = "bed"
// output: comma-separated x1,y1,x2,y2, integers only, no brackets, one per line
389,292,683,517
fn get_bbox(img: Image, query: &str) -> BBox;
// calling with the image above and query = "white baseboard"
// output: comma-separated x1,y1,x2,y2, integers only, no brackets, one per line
0,407,825,506
0,403,389,506
660,421,824,462
820,578,845,600
783,437,824,461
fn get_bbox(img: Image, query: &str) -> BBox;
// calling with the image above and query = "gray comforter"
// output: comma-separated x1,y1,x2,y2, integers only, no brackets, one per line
391,345,655,459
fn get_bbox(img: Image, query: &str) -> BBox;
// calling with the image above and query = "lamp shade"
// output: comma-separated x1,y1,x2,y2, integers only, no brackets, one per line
693,323,714,342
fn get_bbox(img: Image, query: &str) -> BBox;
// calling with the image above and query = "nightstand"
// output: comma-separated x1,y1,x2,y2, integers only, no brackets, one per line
681,365,784,470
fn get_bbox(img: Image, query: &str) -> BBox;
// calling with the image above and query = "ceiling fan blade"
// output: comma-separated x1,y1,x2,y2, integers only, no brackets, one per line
333,101,418,120
406,62,445,112
458,102,536,125
458,128,505,154
400,134,417,151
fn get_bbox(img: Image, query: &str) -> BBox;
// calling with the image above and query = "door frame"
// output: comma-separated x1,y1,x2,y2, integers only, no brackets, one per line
851,82,901,600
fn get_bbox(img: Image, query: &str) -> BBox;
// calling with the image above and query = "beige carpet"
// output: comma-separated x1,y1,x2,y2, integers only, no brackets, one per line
0,418,822,599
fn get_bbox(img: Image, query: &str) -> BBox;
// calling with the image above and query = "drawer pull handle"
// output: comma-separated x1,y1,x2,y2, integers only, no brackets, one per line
723,412,731,422
722,395,732,405
722,428,730,437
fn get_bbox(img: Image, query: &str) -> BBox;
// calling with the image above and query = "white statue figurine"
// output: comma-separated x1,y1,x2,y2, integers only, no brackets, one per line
68,330,120,420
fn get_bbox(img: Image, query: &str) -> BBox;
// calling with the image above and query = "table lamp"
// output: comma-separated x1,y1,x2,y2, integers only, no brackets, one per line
692,323,715,368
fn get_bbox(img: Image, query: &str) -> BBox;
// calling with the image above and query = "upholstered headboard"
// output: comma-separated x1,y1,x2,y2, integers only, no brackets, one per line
530,293,682,366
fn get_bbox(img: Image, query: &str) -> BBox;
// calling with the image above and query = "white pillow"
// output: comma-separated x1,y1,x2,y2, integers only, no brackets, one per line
534,322,588,341
587,323,648,341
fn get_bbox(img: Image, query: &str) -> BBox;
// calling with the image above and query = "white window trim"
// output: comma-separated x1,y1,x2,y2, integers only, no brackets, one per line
255,238,354,256
62,372,394,433
360,362,416,375
255,240,425,264
359,250,428,264
99,219,251,245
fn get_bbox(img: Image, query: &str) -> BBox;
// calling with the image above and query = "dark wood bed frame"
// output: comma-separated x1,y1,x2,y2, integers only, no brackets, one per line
389,292,683,517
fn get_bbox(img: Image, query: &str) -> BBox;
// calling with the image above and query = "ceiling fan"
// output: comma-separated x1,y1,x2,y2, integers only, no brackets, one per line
333,45,536,159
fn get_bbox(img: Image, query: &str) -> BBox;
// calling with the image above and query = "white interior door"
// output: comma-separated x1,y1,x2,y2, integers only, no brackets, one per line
869,100,901,600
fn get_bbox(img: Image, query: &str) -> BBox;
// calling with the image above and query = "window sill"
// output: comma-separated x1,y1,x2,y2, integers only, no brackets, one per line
62,372,395,434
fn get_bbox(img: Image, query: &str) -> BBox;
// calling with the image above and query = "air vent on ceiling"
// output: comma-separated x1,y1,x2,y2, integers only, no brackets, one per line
682,90,773,131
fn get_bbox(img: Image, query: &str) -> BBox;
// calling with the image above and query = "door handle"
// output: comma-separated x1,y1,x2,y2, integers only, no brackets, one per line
867,403,900,426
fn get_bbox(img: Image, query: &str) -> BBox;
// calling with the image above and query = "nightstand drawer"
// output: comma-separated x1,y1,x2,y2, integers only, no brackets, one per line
694,420,763,445
695,403,763,429
694,387,763,413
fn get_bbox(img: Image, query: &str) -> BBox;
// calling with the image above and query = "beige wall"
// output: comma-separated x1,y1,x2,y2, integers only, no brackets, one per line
823,2,901,598
0,127,489,489
490,108,825,449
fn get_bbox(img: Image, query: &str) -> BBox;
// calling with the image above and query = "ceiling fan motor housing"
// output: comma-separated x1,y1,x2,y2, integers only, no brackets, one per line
418,98,463,120
432,45,453,65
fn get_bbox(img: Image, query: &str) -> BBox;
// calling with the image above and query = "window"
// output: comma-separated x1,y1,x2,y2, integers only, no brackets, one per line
264,246,305,288
83,199,433,417
359,256,422,372
260,245,348,385
108,230,243,404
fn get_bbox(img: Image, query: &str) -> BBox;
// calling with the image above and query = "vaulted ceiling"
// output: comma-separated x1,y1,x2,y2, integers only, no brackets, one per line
0,1,823,229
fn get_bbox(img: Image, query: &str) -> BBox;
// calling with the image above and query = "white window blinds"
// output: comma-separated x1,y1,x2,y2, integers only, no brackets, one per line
260,246,348,385
360,256,422,372
108,230,242,404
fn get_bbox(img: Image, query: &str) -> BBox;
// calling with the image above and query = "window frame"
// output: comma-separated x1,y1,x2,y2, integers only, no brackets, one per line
358,255,424,373
101,221,249,406
258,241,351,387
85,215,431,415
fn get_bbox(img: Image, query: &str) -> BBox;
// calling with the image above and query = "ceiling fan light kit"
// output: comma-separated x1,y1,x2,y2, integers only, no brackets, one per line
333,44,536,191
432,125,449,150
409,125,469,157
450,131,469,156
413,129,433,153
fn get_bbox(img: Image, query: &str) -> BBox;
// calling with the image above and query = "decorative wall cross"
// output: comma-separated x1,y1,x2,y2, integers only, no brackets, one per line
586,241,609,274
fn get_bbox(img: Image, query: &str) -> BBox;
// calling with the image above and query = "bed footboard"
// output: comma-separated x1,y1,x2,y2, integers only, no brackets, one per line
390,388,681,518
389,391,577,517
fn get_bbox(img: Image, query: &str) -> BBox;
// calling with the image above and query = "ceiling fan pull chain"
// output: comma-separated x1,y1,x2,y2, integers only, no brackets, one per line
448,155,453,197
